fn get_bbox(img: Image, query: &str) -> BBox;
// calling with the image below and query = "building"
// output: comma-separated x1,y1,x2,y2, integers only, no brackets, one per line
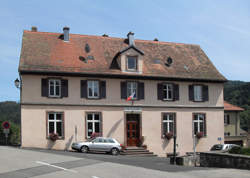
224,101,248,147
18,27,227,156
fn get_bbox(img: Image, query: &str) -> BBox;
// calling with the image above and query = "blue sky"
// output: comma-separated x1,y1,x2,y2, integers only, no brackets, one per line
0,0,250,101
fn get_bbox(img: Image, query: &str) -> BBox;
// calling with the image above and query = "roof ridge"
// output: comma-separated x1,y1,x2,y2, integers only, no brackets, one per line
23,30,200,46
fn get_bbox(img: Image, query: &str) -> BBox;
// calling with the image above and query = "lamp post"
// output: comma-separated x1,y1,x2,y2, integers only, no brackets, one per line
14,77,22,147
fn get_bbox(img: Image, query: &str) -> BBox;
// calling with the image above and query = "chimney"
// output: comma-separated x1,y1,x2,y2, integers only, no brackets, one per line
31,26,37,32
63,27,70,41
127,31,135,46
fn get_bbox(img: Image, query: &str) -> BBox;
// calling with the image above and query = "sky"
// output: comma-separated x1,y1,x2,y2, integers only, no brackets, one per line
0,0,250,101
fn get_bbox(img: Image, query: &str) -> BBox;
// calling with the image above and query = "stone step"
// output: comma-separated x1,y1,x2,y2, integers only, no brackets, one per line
122,149,150,153
121,151,154,155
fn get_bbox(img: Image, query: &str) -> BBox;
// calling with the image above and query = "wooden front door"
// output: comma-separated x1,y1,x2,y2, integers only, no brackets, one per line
126,114,140,146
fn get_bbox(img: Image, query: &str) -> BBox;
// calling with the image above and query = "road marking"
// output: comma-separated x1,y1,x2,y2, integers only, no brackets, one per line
92,176,100,178
36,161,77,173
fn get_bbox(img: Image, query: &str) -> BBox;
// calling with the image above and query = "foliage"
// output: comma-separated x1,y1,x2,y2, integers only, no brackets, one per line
165,132,173,139
0,101,21,145
0,101,20,124
229,147,250,156
0,120,21,145
224,81,250,131
49,133,59,141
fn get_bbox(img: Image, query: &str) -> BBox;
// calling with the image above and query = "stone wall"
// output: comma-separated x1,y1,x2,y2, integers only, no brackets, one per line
200,152,250,170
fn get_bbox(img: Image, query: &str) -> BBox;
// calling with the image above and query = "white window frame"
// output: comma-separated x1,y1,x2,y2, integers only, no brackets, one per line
127,82,137,100
162,113,174,133
126,56,137,71
48,112,63,137
194,85,202,101
49,79,61,97
87,80,99,98
86,113,101,138
193,114,205,134
163,84,173,100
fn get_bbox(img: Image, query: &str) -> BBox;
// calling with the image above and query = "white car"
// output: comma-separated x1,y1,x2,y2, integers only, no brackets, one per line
71,137,122,155
210,144,240,152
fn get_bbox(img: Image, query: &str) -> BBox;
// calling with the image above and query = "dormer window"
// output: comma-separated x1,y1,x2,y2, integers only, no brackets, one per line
126,56,137,71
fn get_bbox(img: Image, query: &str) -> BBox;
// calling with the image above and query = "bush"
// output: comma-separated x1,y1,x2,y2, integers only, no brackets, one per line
229,147,250,156
229,146,241,154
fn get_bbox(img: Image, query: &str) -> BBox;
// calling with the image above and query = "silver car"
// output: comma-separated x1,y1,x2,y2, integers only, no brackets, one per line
210,144,240,152
71,137,122,155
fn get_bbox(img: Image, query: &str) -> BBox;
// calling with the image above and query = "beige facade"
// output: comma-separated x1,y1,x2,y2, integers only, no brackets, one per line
21,75,224,107
21,74,224,156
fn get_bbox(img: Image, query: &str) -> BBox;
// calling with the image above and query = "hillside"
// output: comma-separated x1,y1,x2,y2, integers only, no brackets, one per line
0,101,20,124
224,81,250,131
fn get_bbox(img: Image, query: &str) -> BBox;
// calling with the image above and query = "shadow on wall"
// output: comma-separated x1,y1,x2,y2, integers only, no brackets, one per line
162,138,170,150
64,135,74,151
46,139,56,149
107,119,123,138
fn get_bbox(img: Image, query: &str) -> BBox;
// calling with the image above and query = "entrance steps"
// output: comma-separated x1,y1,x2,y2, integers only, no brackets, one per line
121,147,157,157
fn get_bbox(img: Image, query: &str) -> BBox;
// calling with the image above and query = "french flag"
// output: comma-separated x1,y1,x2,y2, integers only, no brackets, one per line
126,92,135,101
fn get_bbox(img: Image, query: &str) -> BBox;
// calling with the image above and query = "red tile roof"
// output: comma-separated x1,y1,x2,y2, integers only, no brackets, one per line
19,30,226,82
224,101,244,111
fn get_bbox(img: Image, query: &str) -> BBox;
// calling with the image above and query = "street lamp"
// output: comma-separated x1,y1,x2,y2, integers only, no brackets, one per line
14,78,20,88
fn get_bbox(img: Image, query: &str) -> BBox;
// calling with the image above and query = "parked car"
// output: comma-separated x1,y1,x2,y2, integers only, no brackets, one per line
210,144,240,152
71,137,122,155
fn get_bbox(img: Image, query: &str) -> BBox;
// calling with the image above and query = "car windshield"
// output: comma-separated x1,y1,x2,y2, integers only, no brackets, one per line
211,144,223,151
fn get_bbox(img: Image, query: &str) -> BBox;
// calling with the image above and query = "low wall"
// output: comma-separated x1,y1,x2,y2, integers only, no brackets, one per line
200,152,250,170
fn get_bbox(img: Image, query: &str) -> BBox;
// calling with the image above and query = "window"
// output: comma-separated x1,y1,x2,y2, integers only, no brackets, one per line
126,56,137,71
224,132,230,136
163,84,173,100
86,113,102,138
49,79,61,97
224,114,230,125
193,114,206,136
47,112,63,137
194,85,202,101
127,82,137,99
87,81,99,98
162,113,176,138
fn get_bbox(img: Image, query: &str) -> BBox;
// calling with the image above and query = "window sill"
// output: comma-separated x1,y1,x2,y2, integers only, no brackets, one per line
162,99,174,102
86,97,101,100
48,96,62,99
46,137,65,140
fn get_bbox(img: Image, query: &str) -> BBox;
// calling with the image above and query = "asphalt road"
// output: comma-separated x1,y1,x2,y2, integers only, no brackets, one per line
0,146,249,178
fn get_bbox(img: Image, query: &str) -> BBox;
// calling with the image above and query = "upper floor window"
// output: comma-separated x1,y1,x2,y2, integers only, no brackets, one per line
121,81,144,100
127,82,137,100
87,81,99,98
42,78,68,98
193,113,206,136
194,85,202,101
126,56,137,71
81,80,106,99
224,114,230,125
163,84,173,100
189,85,208,102
49,79,61,97
157,83,179,101
47,112,64,138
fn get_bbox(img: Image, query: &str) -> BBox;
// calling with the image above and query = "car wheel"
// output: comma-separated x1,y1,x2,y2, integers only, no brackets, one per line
81,146,89,153
111,148,119,156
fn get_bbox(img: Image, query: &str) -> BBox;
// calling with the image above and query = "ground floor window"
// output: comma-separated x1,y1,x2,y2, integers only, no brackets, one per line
162,113,176,138
47,112,64,137
86,113,102,138
193,113,206,136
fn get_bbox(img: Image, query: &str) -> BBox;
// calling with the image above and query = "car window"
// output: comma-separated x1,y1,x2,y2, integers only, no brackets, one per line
93,138,103,143
211,144,223,151
103,139,108,143
107,139,115,143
